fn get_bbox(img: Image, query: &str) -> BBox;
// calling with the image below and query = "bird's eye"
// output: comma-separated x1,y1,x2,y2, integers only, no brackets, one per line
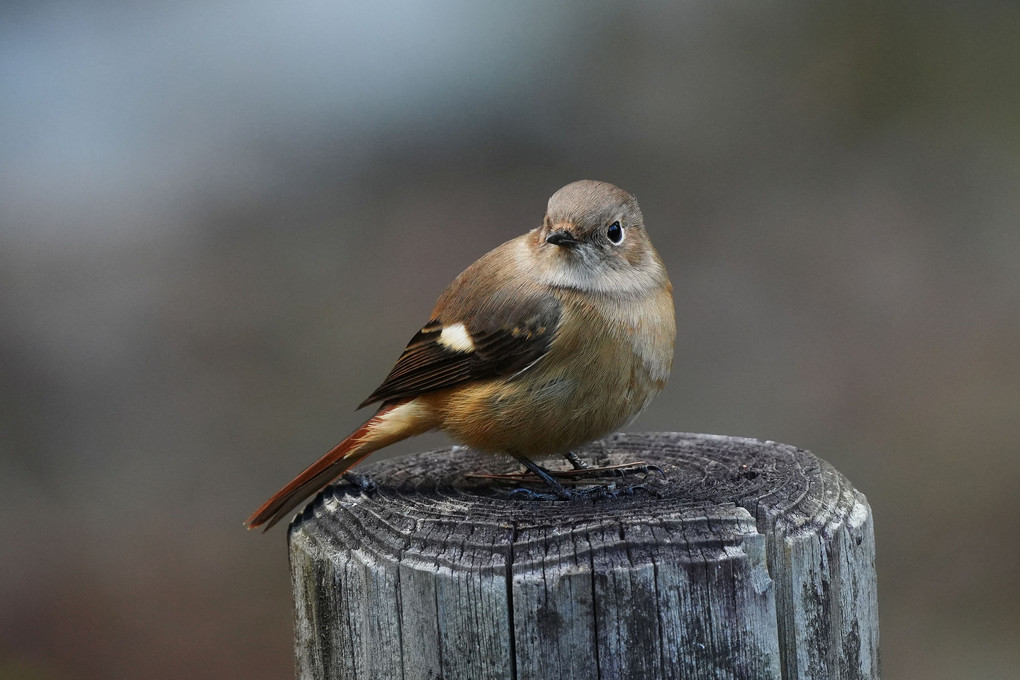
607,221,624,244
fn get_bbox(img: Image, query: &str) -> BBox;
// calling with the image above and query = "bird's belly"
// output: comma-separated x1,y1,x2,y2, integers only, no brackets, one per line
429,353,659,458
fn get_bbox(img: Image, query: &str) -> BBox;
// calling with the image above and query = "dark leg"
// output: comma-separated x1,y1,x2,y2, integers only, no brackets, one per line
564,451,593,470
563,451,665,481
481,451,665,500
507,451,573,500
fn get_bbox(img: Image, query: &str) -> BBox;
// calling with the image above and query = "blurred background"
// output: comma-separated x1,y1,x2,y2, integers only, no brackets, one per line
2,2,1018,678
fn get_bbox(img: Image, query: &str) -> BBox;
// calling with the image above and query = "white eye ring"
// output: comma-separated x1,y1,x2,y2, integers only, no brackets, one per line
607,221,624,244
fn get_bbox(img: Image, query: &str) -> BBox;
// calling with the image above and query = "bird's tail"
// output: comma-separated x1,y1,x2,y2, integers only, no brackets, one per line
246,399,435,530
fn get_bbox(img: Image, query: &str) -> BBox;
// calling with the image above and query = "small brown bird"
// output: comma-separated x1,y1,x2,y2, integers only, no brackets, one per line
247,180,676,530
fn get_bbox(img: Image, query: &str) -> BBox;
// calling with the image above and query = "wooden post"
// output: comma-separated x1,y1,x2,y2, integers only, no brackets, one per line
288,432,879,680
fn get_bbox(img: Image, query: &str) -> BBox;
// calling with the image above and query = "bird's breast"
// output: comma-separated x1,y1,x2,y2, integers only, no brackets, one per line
428,285,675,457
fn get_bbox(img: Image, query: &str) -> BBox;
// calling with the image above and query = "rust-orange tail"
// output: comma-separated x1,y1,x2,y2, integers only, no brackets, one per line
246,399,434,531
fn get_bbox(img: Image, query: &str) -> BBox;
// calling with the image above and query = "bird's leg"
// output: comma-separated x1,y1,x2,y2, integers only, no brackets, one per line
471,452,665,486
506,451,573,500
501,452,665,501
560,451,666,481
564,451,593,470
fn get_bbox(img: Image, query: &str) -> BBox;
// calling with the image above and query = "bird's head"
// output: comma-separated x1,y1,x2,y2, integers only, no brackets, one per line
533,180,666,295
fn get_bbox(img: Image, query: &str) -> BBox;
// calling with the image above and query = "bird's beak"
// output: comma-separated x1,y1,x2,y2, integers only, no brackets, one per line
545,229,578,247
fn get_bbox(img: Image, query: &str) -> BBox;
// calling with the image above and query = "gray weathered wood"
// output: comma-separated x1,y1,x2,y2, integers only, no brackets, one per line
288,432,879,679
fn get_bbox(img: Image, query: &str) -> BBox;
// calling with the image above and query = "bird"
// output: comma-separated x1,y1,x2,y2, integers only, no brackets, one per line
247,180,675,530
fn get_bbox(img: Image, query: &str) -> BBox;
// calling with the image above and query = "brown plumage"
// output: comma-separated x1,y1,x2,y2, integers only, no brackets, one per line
247,180,675,530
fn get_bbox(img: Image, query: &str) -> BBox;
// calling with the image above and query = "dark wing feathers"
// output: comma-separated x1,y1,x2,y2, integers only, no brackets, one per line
358,293,561,408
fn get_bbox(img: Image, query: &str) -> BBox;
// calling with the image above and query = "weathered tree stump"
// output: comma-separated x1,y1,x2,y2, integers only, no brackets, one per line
288,432,879,680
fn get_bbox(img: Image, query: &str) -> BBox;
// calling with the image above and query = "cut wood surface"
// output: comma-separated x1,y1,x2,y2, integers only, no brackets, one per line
288,432,879,680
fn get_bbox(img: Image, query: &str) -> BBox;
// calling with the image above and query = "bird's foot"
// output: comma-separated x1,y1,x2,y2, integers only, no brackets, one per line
477,451,665,500
559,455,666,481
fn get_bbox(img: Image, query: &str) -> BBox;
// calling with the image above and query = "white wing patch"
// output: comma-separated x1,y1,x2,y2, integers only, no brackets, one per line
439,322,475,352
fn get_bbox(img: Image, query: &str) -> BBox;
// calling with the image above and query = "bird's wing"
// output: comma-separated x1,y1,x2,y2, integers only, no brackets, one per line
358,290,561,408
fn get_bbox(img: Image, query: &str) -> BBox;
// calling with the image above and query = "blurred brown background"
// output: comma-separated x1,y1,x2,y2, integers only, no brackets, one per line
2,3,1018,679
